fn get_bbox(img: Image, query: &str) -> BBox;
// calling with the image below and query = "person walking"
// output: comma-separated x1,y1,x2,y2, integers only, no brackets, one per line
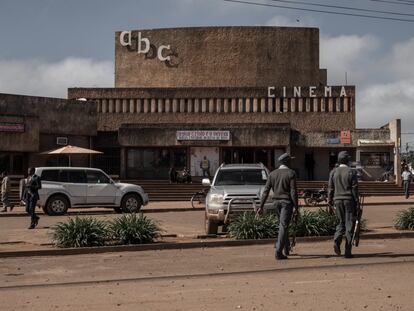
328,151,359,258
402,166,412,199
258,153,298,260
24,167,41,229
1,171,12,212
200,156,210,178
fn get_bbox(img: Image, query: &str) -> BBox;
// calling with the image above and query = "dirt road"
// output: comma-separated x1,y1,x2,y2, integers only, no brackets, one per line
1,238,413,310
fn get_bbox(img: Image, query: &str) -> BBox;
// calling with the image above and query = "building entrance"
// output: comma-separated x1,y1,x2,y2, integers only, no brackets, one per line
222,148,283,171
126,147,187,179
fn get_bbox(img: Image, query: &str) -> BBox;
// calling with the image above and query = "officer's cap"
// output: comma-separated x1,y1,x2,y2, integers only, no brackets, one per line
278,153,294,163
338,151,350,163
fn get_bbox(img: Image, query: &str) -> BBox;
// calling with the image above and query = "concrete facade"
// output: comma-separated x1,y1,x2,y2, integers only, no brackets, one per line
0,94,97,173
115,27,325,88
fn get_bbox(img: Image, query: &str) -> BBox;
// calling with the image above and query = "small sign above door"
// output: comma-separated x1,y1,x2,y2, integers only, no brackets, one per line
176,130,230,141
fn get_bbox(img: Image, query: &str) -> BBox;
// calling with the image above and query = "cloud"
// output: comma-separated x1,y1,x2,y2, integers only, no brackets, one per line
265,14,317,27
0,58,113,98
320,34,379,85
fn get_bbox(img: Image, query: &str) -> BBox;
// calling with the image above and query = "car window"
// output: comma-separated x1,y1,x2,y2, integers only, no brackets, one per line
87,171,110,184
67,170,87,183
41,170,59,181
214,169,267,186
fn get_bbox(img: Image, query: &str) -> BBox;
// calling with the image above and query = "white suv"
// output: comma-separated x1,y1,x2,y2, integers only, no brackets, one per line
29,167,149,215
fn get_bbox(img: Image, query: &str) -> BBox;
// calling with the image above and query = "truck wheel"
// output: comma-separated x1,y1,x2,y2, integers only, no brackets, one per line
47,195,69,216
121,193,142,213
114,206,122,214
205,213,218,235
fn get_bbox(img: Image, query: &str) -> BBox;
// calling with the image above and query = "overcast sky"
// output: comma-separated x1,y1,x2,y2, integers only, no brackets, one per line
1,0,414,146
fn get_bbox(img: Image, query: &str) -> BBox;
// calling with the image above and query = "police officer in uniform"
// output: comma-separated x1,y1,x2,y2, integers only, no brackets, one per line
328,151,359,258
24,167,41,229
259,153,298,260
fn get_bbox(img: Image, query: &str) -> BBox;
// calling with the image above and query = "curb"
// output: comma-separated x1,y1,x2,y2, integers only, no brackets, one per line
0,207,204,218
1,231,413,259
1,201,413,218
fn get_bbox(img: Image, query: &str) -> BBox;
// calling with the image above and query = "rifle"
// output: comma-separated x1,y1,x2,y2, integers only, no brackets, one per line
289,208,300,252
352,194,365,247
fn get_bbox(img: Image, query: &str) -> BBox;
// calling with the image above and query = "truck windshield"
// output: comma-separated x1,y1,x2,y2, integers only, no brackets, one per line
214,169,267,186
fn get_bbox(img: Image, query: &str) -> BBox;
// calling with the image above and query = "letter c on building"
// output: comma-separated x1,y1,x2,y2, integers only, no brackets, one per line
157,45,172,62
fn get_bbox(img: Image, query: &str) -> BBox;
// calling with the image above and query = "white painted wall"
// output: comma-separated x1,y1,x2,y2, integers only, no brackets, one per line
190,147,220,176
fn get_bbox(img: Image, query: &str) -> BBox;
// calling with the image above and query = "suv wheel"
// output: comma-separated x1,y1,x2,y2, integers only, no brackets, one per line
205,213,218,235
121,193,143,213
47,195,69,216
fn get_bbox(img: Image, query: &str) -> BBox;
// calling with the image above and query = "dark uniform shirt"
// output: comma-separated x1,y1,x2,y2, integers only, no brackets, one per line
260,166,298,209
328,165,358,202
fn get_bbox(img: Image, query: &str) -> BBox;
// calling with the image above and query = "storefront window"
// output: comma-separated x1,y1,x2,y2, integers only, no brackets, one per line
127,148,187,179
360,152,390,168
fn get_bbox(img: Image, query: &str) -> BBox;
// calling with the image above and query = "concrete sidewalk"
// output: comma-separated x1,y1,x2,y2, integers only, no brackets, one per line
1,195,414,217
0,203,413,255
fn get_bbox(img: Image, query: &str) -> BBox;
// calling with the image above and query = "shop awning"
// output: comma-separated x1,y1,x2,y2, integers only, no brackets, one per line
357,139,395,147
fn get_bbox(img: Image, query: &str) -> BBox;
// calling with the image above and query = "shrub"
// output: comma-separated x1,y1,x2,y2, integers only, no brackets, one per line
228,212,278,240
51,216,108,248
394,207,414,230
294,209,337,237
109,214,161,244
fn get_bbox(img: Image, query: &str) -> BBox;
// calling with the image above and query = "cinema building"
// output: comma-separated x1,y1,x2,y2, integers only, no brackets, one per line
1,26,401,181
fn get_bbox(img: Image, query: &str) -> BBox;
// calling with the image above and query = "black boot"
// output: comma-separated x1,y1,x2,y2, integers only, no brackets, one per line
275,252,288,260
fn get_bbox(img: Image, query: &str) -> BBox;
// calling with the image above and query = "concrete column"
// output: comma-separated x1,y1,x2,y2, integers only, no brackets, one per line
165,99,171,113
283,98,289,112
343,97,349,112
238,98,244,113
313,98,318,112
350,98,354,112
216,98,222,113
108,99,114,113
245,98,251,113
101,99,107,114
129,99,135,113
290,98,296,112
209,98,215,113
389,119,402,185
179,99,185,112
158,99,164,113
224,99,229,113
172,99,178,113
260,98,266,113
231,99,237,112
187,99,193,113
143,99,149,113
252,98,258,113
267,98,274,113
122,99,128,113
150,99,157,113
275,98,281,113
320,98,325,112
95,100,101,113
115,99,121,113
194,99,200,113
305,98,311,112
136,99,142,113
328,98,334,112
201,99,207,113
298,98,303,112
336,98,341,112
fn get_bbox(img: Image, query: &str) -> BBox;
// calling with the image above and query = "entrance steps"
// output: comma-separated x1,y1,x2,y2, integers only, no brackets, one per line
5,178,414,205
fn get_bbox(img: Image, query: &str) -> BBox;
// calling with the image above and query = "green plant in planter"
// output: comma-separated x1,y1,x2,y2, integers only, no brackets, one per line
394,207,414,230
228,212,278,240
109,214,161,244
295,209,337,237
51,216,108,248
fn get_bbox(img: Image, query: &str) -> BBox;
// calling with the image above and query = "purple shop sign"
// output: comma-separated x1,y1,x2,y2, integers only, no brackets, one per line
0,122,25,133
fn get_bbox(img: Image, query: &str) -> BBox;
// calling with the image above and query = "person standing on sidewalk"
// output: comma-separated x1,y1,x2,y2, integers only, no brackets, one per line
402,167,412,199
24,167,41,229
328,151,359,258
200,156,211,178
1,171,12,212
259,153,298,260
